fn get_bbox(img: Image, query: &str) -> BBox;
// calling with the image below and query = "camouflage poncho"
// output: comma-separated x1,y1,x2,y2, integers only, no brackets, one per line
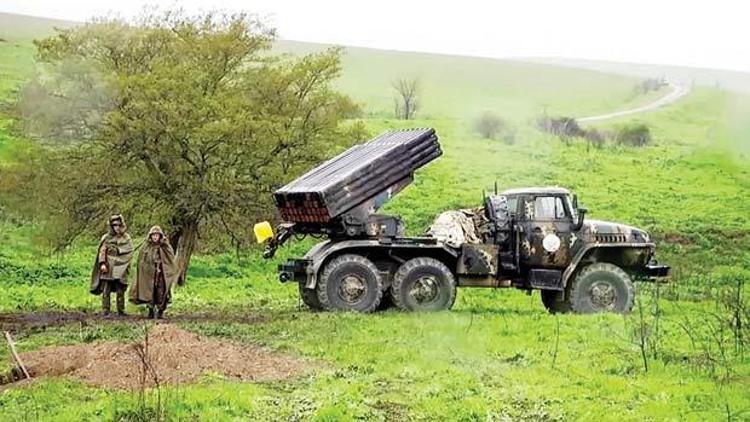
90,218,134,295
130,226,179,305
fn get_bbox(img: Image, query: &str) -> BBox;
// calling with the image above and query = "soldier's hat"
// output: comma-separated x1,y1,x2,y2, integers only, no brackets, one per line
148,225,164,236
108,214,125,226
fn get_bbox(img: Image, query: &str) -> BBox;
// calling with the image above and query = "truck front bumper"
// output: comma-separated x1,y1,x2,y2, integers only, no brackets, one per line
643,258,670,279
278,259,310,283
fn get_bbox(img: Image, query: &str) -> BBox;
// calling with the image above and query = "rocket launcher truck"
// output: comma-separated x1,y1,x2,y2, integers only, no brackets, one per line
255,128,669,313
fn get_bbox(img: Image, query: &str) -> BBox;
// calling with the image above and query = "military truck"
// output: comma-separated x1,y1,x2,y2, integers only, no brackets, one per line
255,128,669,314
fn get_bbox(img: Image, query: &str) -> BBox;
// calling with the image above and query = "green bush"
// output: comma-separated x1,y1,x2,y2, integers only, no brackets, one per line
0,257,83,284
473,112,516,144
615,123,652,147
584,128,607,148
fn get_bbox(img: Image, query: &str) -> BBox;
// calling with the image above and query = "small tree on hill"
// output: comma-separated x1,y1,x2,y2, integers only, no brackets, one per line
392,77,419,120
473,111,515,144
6,11,364,283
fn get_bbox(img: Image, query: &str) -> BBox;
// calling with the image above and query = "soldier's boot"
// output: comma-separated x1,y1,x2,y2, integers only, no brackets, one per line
147,307,155,319
116,288,126,317
101,282,112,317
156,308,165,320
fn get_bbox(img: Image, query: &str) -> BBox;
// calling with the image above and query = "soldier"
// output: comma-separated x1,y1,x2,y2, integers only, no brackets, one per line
131,226,178,319
90,214,134,317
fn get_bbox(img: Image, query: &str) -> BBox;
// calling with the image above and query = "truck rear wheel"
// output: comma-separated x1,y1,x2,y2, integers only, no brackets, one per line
569,263,634,314
391,257,456,312
299,283,323,311
317,254,383,313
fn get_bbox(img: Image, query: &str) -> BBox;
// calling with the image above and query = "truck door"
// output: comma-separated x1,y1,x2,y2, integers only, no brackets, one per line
519,195,574,268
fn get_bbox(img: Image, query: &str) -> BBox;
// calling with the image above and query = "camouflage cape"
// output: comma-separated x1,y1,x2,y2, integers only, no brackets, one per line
90,231,134,295
130,227,179,305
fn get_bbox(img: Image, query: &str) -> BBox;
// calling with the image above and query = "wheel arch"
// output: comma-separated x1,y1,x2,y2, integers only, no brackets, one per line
562,243,654,287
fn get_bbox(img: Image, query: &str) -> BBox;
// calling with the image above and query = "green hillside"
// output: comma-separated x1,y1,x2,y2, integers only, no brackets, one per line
1,12,749,421
275,40,670,120
526,56,750,94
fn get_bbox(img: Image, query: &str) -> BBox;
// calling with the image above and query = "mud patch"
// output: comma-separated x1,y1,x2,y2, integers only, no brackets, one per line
0,311,267,331
7,324,309,389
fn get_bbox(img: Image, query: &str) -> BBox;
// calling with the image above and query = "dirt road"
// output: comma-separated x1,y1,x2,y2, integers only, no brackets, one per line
577,82,690,123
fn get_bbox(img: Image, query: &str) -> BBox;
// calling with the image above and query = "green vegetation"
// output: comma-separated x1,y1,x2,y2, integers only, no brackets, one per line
4,12,366,285
1,12,749,421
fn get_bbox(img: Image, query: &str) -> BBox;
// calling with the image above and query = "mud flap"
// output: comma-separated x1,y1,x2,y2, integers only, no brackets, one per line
529,269,563,291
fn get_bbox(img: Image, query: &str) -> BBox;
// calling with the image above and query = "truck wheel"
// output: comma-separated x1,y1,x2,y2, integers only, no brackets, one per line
299,283,323,311
317,254,383,313
569,263,634,314
540,290,572,314
392,257,456,312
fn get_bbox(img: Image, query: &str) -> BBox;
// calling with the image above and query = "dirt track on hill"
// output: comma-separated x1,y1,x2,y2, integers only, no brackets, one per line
577,81,690,123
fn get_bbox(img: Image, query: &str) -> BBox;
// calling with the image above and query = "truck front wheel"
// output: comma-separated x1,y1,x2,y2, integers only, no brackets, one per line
317,254,383,313
391,257,457,312
541,290,572,314
299,283,323,311
569,263,635,314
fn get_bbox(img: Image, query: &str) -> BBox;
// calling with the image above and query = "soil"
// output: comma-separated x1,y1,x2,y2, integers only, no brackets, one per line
0,311,267,332
5,324,310,389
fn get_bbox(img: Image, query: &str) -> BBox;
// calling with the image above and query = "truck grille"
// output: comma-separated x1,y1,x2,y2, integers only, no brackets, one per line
595,234,628,243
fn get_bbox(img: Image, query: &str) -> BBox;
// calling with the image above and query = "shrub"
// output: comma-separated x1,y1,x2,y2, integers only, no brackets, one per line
535,116,585,144
615,123,652,147
584,128,606,149
634,77,667,94
473,112,516,144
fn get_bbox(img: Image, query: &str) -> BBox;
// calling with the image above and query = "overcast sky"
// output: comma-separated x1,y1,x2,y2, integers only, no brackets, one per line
2,0,749,72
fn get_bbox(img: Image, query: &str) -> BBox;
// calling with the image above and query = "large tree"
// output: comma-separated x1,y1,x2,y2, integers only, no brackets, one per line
7,11,364,283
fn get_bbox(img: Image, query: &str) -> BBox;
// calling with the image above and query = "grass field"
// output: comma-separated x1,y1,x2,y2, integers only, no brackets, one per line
1,12,750,421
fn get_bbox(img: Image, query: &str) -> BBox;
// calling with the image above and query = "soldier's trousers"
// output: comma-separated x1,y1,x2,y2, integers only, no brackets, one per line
152,272,169,312
101,279,126,313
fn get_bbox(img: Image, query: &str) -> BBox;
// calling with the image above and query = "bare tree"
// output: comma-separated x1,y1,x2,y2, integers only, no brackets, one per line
392,77,420,120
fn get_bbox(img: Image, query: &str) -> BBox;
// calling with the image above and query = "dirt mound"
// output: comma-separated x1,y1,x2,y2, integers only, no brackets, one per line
15,324,309,389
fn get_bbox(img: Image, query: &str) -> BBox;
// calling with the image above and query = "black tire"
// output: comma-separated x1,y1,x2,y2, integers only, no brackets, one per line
540,289,572,314
391,257,457,312
298,283,323,311
317,254,383,313
569,263,635,314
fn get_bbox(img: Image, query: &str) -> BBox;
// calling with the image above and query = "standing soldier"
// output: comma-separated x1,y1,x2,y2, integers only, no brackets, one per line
131,226,178,319
90,214,134,317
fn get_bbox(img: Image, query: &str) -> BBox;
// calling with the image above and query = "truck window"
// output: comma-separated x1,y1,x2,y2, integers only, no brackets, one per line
534,196,567,219
507,197,518,216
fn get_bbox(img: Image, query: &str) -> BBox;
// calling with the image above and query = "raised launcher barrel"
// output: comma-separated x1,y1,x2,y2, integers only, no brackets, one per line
274,128,441,229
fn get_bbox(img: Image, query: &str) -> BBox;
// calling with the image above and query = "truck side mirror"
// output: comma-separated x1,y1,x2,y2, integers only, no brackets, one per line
574,207,587,230
573,194,578,209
